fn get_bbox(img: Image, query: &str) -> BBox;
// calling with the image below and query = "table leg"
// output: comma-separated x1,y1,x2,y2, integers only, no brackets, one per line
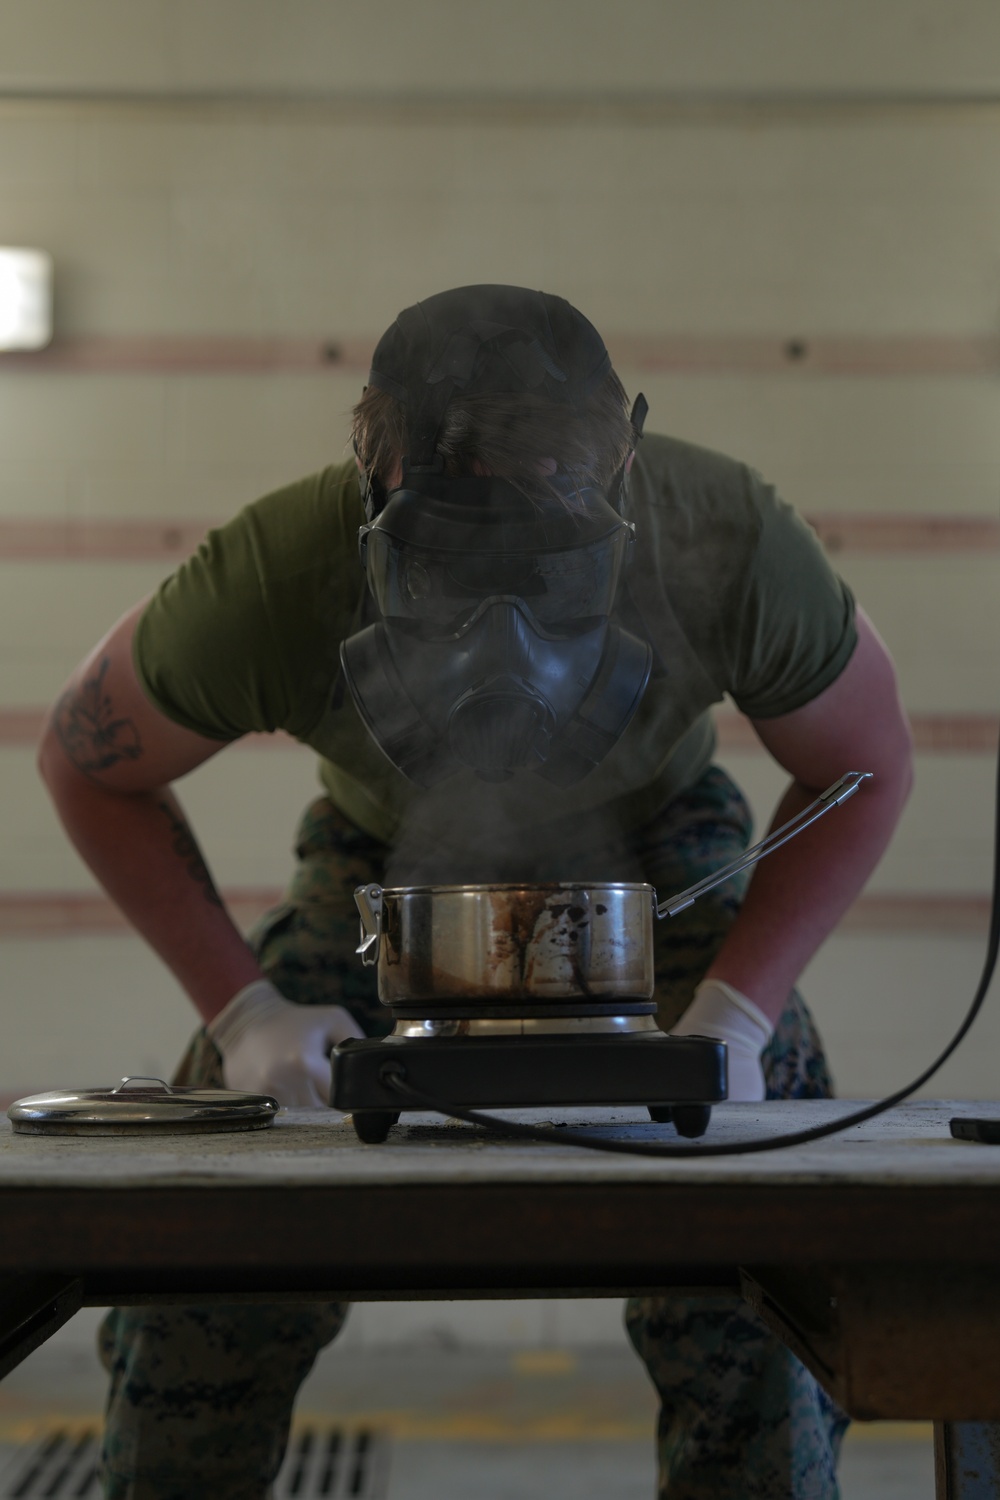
0,1275,83,1381
935,1422,1000,1497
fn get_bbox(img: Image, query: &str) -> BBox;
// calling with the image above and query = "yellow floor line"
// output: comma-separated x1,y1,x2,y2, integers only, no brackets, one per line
844,1422,934,1443
511,1350,578,1375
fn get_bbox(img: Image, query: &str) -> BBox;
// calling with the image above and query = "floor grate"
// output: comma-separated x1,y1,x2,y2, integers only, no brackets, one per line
0,1426,389,1499
0,1429,100,1498
278,1427,389,1498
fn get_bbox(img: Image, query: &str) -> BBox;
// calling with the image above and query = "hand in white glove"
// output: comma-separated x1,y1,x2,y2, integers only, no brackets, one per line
207,979,365,1108
670,978,774,1102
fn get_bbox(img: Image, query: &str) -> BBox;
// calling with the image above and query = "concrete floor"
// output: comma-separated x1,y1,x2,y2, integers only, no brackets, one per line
0,1310,935,1499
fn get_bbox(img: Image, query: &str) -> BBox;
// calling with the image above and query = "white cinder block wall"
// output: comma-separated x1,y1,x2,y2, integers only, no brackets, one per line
2,1,1000,1349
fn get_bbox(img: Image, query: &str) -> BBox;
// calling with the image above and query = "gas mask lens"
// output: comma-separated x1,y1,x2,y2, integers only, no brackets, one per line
366,526,632,636
401,556,433,604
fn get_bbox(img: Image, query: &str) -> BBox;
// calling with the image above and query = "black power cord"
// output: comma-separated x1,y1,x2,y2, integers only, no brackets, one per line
380,735,1000,1157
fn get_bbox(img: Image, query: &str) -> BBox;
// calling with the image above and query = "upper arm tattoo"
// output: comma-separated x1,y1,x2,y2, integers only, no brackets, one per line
54,656,144,778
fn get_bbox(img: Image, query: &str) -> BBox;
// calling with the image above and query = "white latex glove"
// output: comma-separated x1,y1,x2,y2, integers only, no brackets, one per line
207,979,365,1108
670,978,773,1103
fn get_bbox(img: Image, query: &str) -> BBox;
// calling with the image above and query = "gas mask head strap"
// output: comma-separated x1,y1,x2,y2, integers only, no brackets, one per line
605,392,649,516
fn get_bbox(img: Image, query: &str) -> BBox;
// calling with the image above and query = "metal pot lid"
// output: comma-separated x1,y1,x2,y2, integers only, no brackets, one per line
7,1075,279,1136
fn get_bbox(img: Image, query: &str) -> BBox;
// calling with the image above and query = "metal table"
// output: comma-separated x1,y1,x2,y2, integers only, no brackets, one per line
2,1098,999,1498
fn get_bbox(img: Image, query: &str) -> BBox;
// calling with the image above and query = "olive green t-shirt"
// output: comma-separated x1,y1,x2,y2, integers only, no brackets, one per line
133,434,856,849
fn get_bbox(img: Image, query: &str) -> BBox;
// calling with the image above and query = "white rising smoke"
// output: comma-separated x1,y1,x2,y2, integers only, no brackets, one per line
382,769,644,889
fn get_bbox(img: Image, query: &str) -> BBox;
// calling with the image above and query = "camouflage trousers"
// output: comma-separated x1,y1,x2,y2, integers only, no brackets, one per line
98,766,847,1499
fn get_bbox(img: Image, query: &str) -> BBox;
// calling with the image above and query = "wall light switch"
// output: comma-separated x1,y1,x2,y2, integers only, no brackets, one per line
0,248,54,350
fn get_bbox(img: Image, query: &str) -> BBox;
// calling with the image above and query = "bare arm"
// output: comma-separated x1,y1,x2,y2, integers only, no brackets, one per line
705,608,914,1023
37,602,264,1024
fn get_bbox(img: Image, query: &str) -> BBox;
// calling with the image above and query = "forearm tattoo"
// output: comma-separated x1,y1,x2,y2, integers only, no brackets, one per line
54,657,143,777
157,800,224,908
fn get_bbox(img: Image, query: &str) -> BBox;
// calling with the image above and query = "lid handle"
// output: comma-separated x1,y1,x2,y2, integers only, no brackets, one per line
111,1076,177,1094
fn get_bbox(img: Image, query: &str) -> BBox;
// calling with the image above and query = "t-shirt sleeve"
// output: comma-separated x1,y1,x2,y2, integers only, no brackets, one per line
726,473,858,719
132,511,290,740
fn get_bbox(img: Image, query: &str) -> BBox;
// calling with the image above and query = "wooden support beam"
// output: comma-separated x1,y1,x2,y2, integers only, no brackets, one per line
741,1265,1000,1421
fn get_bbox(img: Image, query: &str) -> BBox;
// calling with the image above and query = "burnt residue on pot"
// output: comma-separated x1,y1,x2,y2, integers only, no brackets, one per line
548,904,596,995
475,886,592,997
522,890,593,995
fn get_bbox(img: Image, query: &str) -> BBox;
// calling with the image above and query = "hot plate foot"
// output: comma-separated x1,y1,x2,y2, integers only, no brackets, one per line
351,1110,399,1144
669,1104,712,1138
647,1103,713,1137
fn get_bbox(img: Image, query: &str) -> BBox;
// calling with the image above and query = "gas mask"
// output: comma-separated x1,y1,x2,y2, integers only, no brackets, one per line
339,285,653,789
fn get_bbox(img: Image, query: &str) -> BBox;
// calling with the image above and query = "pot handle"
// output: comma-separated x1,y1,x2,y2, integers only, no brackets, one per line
354,883,384,966
655,770,873,920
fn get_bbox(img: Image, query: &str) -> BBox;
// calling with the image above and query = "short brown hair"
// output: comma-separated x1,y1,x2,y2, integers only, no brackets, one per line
351,370,637,499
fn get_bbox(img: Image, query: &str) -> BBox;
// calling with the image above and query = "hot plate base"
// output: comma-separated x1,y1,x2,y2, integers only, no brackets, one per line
331,1031,727,1143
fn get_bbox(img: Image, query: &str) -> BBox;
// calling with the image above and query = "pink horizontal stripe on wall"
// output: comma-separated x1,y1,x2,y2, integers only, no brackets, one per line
0,708,48,745
1,513,997,562
1,333,999,378
2,709,996,754
0,336,373,375
838,894,992,933
807,514,1000,554
611,333,1000,377
0,519,215,560
714,712,1000,755
0,888,989,938
0,889,283,937
0,711,308,748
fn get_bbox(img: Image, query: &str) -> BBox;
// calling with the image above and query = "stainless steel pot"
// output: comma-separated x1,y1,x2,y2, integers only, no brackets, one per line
356,881,655,1007
355,771,871,1014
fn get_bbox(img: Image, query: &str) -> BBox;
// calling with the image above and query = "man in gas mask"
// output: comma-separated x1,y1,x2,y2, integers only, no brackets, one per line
341,285,653,799
39,284,913,1499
